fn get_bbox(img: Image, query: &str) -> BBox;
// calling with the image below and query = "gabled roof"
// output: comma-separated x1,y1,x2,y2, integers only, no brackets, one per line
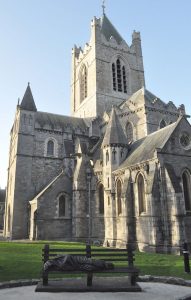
102,107,127,148
30,172,63,202
100,14,124,44
120,87,180,114
118,118,181,170
20,83,37,112
120,87,162,108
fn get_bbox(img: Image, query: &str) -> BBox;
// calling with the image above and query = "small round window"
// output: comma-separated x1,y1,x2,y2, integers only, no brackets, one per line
180,132,191,150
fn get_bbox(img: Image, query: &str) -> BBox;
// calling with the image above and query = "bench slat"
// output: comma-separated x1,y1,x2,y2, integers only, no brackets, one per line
42,254,87,258
42,253,129,257
90,248,127,252
42,258,129,262
43,248,86,252
43,267,139,274
91,253,128,256
43,248,130,252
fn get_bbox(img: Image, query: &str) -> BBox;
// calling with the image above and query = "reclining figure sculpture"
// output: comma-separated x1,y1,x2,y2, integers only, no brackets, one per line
44,254,114,272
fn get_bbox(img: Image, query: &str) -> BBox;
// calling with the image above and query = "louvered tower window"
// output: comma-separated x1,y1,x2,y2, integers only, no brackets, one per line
112,63,116,91
117,59,122,92
112,59,127,93
122,66,127,93
80,65,88,103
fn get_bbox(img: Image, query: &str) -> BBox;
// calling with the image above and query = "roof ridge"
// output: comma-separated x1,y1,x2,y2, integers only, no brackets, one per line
37,110,86,121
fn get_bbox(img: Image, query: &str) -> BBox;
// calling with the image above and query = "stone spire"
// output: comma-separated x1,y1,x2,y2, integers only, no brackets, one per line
102,106,127,148
20,83,37,112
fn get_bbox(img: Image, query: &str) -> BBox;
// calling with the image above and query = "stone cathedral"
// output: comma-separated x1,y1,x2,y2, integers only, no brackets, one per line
3,11,191,253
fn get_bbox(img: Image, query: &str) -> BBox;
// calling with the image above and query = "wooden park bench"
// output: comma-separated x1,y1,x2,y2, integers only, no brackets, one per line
41,243,140,288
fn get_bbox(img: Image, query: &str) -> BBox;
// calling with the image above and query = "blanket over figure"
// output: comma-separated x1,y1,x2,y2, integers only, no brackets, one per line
44,254,114,272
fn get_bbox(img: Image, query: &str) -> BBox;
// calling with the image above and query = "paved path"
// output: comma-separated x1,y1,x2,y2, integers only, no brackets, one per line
0,283,191,300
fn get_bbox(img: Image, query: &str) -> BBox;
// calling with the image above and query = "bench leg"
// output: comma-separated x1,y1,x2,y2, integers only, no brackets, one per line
87,273,93,287
42,271,48,286
130,274,136,286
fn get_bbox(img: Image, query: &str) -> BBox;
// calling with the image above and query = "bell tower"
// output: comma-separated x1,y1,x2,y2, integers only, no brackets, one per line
71,13,145,118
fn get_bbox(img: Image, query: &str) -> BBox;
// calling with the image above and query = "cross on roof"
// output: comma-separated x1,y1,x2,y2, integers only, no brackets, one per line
102,0,106,15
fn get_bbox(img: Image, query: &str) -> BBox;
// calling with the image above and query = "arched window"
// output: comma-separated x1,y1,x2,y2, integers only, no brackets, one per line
80,65,87,103
160,119,166,129
137,173,146,214
47,140,54,156
98,184,104,214
112,148,116,162
126,122,133,143
112,58,127,93
116,180,122,215
182,171,191,212
23,114,27,124
59,195,66,217
29,115,33,125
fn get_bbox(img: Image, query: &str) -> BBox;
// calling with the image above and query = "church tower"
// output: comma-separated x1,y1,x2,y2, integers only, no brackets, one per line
101,107,128,246
4,84,37,239
71,12,145,118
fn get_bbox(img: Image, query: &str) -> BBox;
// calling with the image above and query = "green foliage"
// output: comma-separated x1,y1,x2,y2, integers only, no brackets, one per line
0,241,190,281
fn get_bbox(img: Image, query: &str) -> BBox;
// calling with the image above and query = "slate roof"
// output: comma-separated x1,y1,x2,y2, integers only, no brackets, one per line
120,87,179,113
36,111,88,132
30,171,72,202
118,119,180,170
102,107,127,148
100,14,124,44
20,83,37,112
119,87,160,108
30,172,63,202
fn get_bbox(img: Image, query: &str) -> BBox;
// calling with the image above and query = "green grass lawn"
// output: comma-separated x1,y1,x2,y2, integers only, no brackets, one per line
0,241,190,282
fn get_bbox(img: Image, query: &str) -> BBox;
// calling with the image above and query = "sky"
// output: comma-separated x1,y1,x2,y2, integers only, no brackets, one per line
0,0,191,188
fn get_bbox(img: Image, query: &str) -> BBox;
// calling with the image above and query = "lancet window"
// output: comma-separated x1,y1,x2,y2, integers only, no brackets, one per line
116,180,122,215
137,173,146,214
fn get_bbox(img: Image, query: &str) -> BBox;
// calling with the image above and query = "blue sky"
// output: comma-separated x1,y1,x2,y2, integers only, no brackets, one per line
0,0,191,188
